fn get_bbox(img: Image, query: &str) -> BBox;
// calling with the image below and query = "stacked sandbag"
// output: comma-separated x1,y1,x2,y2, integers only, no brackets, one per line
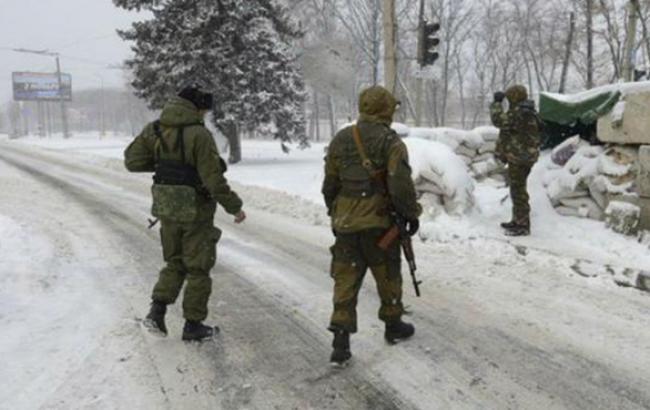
404,137,476,217
543,136,639,222
470,126,504,180
409,126,504,180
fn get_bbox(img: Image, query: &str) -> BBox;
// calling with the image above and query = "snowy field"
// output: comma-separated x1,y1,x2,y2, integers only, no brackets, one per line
1,132,650,409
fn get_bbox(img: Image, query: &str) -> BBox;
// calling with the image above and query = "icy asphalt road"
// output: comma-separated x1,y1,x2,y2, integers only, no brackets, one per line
1,140,650,410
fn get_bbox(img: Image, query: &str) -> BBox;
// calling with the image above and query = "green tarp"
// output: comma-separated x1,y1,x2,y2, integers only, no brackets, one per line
539,90,622,126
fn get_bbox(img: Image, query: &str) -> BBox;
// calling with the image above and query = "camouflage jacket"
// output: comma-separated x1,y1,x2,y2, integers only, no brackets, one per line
124,97,242,220
490,100,541,165
322,120,421,233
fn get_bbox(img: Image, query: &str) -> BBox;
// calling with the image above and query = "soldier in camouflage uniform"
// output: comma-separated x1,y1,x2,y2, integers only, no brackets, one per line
491,85,540,236
124,85,246,341
322,86,422,365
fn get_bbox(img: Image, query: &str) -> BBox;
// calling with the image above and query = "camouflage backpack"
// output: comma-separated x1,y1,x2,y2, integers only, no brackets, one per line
150,121,204,223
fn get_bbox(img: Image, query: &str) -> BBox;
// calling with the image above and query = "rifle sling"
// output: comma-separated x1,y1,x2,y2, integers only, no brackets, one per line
351,126,387,184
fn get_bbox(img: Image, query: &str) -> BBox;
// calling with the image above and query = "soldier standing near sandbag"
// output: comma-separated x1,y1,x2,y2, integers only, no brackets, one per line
124,84,246,341
322,85,422,366
491,85,541,236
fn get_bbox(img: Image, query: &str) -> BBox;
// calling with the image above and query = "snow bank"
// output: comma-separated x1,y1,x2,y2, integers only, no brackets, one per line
405,138,475,216
542,81,650,104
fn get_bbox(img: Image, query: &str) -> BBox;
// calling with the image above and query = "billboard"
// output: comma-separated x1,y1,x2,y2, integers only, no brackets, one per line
12,72,72,101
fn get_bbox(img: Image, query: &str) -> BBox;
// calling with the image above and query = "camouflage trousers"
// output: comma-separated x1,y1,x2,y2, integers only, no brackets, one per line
151,218,222,322
508,162,533,228
329,228,403,333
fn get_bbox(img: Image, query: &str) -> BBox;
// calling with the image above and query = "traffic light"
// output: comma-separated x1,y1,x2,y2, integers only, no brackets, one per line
418,21,440,66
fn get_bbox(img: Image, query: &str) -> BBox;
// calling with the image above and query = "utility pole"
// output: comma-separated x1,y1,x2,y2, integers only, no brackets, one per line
383,0,397,95
13,48,70,138
586,0,594,88
623,0,640,82
415,0,425,126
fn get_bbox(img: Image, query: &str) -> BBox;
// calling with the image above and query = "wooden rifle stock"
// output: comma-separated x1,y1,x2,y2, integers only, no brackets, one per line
377,225,400,251
377,216,422,297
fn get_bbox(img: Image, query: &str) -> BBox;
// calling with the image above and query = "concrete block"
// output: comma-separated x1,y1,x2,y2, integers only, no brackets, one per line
605,200,640,235
637,145,650,197
612,194,650,230
598,92,650,144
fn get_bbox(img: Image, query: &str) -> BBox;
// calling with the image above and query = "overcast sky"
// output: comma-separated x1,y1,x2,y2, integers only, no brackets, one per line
0,0,147,103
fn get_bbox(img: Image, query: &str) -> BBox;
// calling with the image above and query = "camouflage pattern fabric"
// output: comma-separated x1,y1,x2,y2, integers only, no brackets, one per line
152,221,222,322
151,184,198,223
322,86,420,333
491,85,541,166
322,86,420,233
124,96,243,220
124,96,242,322
508,163,533,228
329,229,403,333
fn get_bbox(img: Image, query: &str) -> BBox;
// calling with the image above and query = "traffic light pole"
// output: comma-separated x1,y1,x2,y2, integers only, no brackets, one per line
415,0,425,126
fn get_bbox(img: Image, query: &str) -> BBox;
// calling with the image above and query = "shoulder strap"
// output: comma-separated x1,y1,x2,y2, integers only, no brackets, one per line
153,120,167,160
352,126,375,173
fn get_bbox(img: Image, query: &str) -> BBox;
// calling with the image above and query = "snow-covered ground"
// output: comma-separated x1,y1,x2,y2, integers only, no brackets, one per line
14,133,650,270
2,132,650,409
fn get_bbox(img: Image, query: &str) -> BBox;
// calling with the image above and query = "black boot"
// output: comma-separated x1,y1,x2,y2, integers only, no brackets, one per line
500,221,517,229
143,301,167,336
329,328,351,366
182,320,219,342
505,224,530,237
385,320,415,344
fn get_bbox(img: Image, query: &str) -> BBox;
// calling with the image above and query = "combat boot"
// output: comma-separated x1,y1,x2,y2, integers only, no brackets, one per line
182,320,219,342
329,328,351,366
143,300,168,336
500,221,517,229
385,320,415,344
505,224,530,237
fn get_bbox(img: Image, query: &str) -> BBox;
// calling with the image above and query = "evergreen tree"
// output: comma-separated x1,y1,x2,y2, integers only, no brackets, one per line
115,0,308,162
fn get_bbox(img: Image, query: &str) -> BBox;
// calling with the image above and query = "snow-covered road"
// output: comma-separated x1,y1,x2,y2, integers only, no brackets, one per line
1,139,650,410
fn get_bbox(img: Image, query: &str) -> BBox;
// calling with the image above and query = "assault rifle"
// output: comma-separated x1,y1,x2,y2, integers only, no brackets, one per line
377,212,422,297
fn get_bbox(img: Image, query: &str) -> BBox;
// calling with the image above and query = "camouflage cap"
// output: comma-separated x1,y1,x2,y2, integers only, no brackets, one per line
505,85,528,104
358,86,398,125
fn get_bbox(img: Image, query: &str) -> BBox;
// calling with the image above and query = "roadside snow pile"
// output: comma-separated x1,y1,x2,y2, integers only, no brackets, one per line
542,136,639,222
404,137,475,216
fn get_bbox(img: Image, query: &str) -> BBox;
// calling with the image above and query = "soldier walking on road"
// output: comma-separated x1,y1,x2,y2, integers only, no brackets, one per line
322,86,422,366
124,84,246,341
491,85,541,237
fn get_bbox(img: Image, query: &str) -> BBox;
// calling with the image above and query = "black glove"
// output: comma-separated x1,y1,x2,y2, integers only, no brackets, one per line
406,219,420,236
493,92,505,103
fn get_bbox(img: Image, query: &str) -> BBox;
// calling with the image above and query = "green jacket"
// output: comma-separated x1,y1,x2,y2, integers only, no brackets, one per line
491,100,541,165
124,97,243,220
322,86,420,233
